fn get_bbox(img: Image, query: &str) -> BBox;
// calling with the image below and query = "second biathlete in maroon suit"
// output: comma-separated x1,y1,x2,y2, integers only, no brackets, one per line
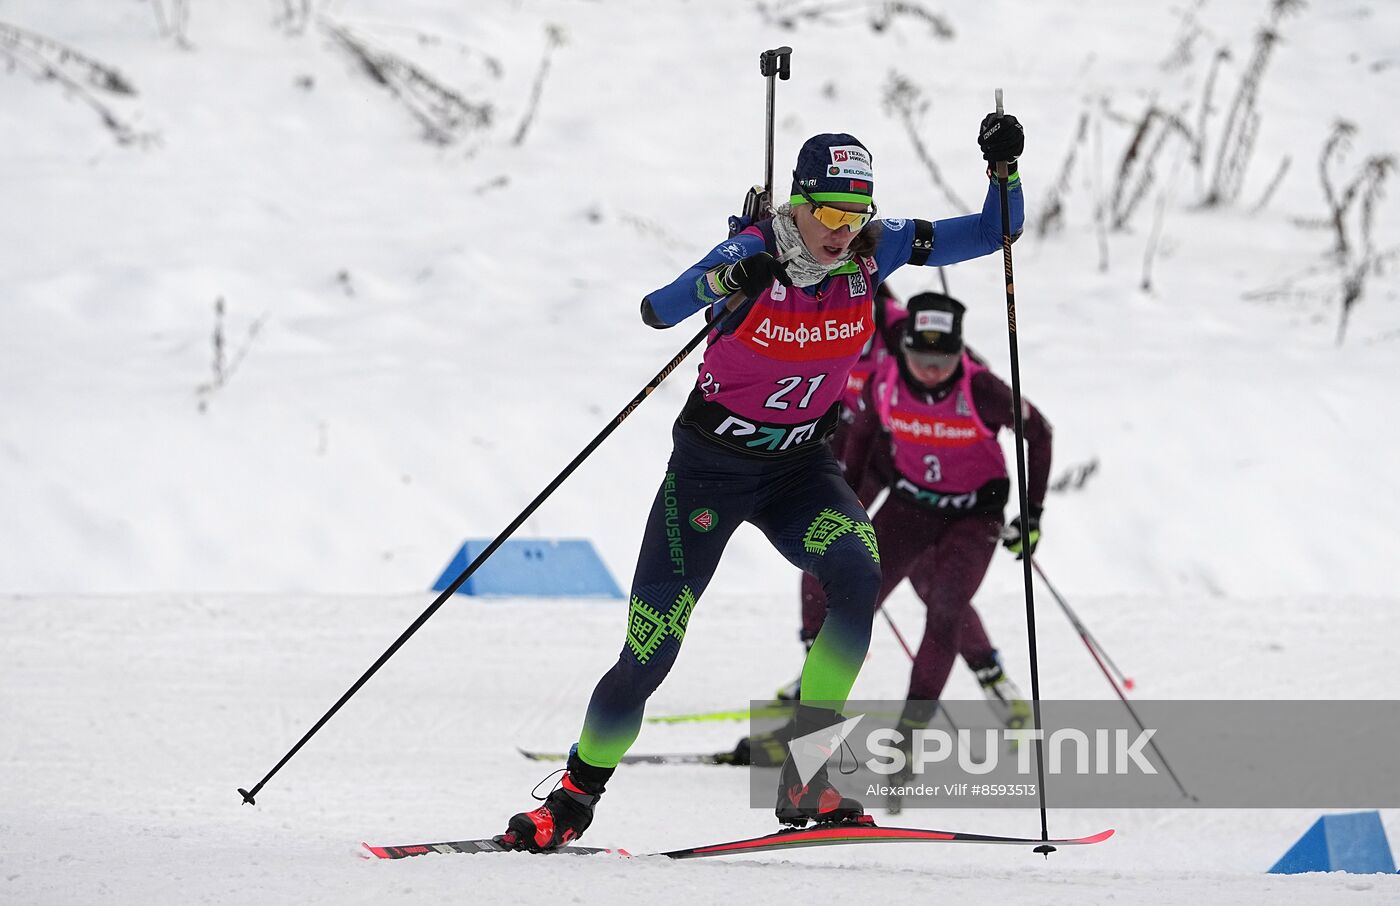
808,291,1052,740
771,285,1029,723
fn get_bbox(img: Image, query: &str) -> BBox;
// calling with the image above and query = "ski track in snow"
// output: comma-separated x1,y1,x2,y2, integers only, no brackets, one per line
3,594,1400,903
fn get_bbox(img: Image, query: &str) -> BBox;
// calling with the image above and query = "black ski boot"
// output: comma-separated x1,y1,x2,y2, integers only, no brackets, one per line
773,706,868,827
775,755,868,827
729,718,799,767
973,655,1032,732
497,751,614,851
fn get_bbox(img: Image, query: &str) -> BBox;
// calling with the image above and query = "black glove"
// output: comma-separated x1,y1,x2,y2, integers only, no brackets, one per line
717,251,791,298
1002,505,1041,559
978,112,1024,163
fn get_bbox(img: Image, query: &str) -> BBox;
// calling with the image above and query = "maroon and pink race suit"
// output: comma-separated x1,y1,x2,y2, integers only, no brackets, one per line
871,352,1008,510
802,346,1053,701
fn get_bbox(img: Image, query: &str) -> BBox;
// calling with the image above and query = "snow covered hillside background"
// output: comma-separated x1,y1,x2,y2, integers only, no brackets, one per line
2,1,1398,903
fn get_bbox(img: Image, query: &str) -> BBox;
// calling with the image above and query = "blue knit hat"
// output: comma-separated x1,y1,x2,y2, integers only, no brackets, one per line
789,133,875,207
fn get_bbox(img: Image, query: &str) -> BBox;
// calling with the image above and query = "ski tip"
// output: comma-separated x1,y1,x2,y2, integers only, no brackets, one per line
1077,828,1115,844
362,842,389,859
516,747,564,762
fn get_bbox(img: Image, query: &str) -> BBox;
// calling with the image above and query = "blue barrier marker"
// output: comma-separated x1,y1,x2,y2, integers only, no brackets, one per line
1269,811,1396,875
432,538,623,598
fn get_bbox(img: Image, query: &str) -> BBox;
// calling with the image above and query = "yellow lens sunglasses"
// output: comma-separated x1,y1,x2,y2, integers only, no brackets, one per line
793,178,877,232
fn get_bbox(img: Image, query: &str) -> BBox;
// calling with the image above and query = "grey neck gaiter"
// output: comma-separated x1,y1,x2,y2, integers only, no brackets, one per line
771,204,852,288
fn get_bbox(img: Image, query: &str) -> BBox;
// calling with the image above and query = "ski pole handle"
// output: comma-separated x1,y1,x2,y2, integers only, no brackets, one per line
993,88,1010,180
714,245,798,329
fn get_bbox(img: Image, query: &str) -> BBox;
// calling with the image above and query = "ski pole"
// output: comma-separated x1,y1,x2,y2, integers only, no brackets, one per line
1031,559,1133,690
238,292,749,806
1029,561,1195,800
879,606,915,660
991,88,1054,855
1077,623,1196,801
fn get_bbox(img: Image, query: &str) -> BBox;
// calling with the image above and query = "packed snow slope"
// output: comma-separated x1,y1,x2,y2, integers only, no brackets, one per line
4,593,1400,904
2,0,1399,903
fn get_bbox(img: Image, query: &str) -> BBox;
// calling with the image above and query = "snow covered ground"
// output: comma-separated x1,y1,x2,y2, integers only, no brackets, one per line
4,592,1399,904
2,0,1399,902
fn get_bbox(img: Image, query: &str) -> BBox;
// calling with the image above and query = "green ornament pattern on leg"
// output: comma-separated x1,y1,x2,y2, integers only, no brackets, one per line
626,586,697,665
803,509,854,555
803,508,878,564
853,520,880,563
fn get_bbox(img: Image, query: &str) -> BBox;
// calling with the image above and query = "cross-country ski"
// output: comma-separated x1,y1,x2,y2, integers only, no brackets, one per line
364,824,1115,861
